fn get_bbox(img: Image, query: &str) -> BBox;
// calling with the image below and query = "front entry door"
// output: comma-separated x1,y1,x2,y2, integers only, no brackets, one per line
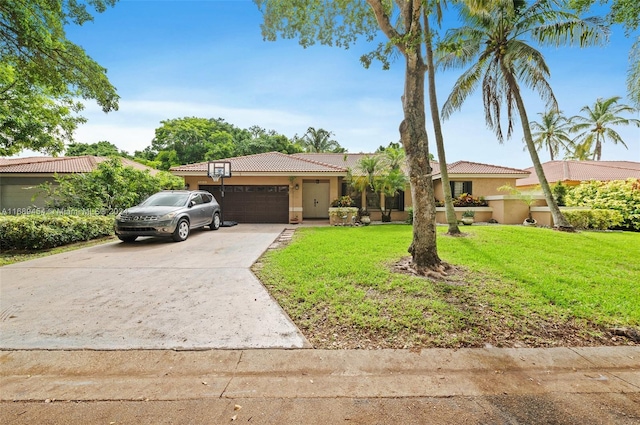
302,182,330,219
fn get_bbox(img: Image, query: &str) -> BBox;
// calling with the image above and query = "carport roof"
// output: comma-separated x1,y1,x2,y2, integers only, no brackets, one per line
171,152,347,174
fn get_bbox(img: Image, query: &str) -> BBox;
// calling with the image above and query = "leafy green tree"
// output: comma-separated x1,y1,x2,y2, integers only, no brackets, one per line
236,126,302,156
37,158,184,214
0,0,119,111
295,127,345,153
569,96,639,160
144,117,299,165
255,0,445,273
569,0,640,106
0,69,85,156
439,0,607,231
0,0,119,155
530,109,573,160
65,141,130,157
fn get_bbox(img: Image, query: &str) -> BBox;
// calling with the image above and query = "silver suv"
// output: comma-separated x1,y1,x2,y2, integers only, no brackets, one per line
114,190,221,242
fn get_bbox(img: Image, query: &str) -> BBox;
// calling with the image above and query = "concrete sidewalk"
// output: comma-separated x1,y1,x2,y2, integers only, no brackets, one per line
2,347,639,424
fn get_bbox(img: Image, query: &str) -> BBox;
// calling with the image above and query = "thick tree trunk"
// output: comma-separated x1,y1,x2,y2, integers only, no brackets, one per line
424,17,460,235
507,71,574,231
401,52,444,271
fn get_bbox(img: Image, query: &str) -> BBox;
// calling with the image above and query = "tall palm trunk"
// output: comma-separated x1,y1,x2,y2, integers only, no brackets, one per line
504,66,574,231
402,51,444,270
424,16,460,235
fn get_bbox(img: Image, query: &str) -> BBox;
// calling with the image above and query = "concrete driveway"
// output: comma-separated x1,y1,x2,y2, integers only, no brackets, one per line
0,224,310,350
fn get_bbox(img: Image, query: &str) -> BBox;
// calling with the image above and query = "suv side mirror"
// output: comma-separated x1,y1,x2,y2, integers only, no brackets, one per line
189,200,196,207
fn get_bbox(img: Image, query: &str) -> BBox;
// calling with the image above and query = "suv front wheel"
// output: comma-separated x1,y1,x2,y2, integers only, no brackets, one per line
172,218,190,242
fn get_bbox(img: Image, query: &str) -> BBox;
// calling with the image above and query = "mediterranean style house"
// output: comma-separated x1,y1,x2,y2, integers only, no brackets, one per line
169,152,532,224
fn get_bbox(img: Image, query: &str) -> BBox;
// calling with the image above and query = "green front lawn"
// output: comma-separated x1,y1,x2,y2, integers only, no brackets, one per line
253,225,640,349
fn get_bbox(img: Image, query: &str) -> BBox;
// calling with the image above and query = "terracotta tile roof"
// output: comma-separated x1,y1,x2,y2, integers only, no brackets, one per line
516,160,640,187
171,152,346,173
171,152,530,177
292,153,369,169
0,156,156,174
433,160,530,177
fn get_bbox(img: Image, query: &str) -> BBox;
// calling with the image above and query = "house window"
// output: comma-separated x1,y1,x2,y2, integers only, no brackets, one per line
385,191,405,212
366,187,380,210
450,181,472,197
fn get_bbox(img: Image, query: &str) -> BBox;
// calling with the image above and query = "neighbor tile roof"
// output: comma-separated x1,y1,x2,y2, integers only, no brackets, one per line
516,160,640,187
0,156,156,174
171,152,346,173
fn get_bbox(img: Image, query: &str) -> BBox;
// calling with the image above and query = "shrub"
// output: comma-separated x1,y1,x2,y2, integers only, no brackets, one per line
405,207,414,224
552,182,568,206
0,214,113,251
562,209,624,230
436,193,488,207
566,179,640,230
331,195,354,207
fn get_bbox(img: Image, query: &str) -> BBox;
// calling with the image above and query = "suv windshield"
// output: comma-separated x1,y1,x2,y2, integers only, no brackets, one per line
141,192,189,207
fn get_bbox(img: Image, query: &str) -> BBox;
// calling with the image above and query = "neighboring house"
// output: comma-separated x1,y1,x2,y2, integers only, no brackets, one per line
170,152,531,224
0,156,156,211
516,160,640,190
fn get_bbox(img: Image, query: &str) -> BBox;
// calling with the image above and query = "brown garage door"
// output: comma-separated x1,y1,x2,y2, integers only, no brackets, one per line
200,185,289,223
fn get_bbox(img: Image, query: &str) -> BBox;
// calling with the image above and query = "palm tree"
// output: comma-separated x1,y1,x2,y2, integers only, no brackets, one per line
298,127,345,153
439,0,607,230
376,169,409,222
570,96,639,161
530,109,573,160
424,3,461,235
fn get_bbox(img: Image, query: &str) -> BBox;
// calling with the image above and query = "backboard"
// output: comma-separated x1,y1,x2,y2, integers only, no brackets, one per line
207,161,232,179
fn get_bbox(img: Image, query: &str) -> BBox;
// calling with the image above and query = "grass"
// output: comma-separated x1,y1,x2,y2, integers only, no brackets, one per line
0,236,116,267
253,225,640,349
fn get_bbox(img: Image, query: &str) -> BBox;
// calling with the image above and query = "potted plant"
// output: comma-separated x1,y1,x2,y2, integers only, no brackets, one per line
359,208,371,225
461,209,475,225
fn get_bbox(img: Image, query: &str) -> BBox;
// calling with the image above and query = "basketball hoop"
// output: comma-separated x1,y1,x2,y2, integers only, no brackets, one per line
207,161,231,180
207,161,234,227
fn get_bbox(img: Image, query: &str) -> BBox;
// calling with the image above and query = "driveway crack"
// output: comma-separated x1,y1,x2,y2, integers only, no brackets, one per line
220,350,244,398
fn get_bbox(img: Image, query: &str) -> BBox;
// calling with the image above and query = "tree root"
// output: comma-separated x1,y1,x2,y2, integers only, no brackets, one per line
610,327,640,342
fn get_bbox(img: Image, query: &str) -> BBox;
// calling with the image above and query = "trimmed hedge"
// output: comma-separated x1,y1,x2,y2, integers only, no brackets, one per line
0,214,114,251
562,209,624,230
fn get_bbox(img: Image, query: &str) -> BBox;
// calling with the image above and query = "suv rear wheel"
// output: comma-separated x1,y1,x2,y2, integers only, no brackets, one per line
208,212,221,230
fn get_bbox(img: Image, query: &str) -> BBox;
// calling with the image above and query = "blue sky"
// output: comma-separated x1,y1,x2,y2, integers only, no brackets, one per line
54,0,640,169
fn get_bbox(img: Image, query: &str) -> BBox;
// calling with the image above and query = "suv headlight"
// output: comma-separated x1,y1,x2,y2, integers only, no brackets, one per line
159,211,178,221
